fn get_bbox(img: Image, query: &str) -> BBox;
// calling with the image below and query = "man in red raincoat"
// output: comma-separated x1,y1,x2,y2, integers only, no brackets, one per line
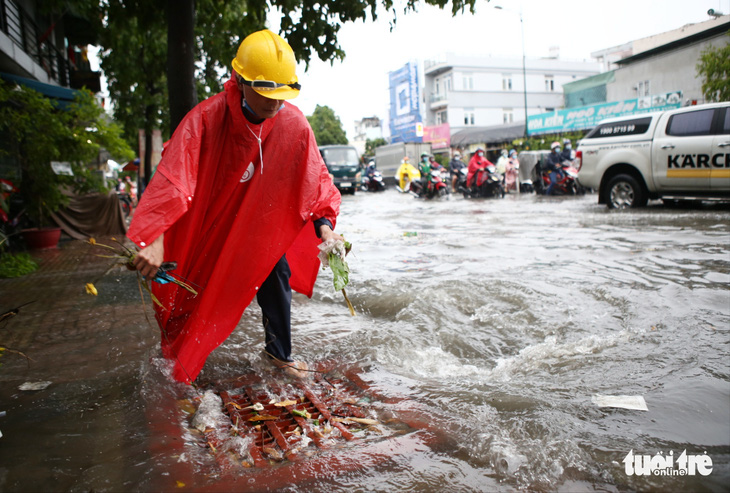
466,148,491,188
127,30,342,383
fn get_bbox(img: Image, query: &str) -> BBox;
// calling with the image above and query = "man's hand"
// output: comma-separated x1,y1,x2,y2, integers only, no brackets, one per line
132,234,165,279
318,224,343,244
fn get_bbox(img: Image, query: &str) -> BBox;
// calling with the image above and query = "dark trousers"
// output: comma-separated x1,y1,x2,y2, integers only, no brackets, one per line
256,255,293,362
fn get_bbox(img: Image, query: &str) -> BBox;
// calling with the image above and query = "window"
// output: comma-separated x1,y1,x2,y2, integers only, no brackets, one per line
637,80,651,97
462,73,473,90
723,108,730,134
666,109,715,136
464,108,475,126
544,76,554,92
446,77,452,92
503,109,514,124
502,74,512,91
436,110,448,125
584,117,653,139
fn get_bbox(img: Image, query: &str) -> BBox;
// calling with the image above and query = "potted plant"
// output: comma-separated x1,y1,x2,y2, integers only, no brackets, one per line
0,79,133,249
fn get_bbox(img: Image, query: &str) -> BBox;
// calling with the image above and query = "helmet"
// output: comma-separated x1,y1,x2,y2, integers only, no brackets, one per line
551,141,561,150
563,138,571,145
232,30,300,100
454,152,461,158
509,149,517,157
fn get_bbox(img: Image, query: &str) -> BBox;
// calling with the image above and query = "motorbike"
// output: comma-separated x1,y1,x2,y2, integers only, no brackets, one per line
361,170,386,192
460,163,504,199
410,168,449,199
534,160,584,196
116,191,133,216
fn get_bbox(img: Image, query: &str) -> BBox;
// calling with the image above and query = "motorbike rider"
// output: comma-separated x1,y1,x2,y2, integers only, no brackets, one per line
419,153,433,193
504,149,520,193
545,141,566,195
466,147,491,189
395,156,420,192
365,159,377,179
449,151,466,192
495,149,509,184
561,138,574,162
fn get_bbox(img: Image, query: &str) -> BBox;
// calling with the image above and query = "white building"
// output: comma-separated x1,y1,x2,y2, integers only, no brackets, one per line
351,116,384,156
423,53,601,134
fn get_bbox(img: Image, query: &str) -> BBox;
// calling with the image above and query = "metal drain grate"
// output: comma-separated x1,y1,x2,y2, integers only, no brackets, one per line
197,369,413,468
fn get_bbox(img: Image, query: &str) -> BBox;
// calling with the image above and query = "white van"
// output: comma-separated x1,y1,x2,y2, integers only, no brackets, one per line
576,102,730,208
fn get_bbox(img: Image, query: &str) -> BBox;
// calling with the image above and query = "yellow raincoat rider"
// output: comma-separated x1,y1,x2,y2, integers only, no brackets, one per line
395,157,420,191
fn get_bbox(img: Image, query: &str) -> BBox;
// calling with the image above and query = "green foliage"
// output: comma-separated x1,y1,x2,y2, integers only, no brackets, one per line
511,130,587,151
364,138,388,159
66,0,478,149
696,35,730,103
0,252,38,278
0,79,133,227
307,105,349,145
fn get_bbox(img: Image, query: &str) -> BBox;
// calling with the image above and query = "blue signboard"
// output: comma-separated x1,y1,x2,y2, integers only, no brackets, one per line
527,91,683,135
389,62,422,143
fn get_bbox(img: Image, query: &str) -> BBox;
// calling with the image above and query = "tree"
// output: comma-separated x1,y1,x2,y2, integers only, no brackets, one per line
307,105,348,145
364,138,388,159
0,80,133,227
64,0,479,181
696,36,730,103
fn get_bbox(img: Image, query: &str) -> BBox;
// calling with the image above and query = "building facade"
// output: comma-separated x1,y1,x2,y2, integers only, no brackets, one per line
0,0,99,91
423,53,601,134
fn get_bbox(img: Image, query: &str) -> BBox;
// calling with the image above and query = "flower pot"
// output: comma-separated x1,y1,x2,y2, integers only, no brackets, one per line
22,227,62,250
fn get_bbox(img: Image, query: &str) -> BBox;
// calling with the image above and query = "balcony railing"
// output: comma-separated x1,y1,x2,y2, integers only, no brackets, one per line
0,0,71,86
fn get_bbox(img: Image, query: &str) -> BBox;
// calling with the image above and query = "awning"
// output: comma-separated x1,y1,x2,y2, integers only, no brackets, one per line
450,122,526,147
0,72,79,105
123,158,140,172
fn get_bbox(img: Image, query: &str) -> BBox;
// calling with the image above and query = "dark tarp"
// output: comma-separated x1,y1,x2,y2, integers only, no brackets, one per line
450,122,526,147
51,190,127,240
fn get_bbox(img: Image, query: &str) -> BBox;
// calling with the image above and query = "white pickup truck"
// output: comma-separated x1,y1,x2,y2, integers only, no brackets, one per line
576,102,730,208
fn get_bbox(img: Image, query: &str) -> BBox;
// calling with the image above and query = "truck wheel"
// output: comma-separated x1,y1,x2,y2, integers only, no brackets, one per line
605,174,646,209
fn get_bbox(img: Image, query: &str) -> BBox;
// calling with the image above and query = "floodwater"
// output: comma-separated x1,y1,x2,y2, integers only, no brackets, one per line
1,190,729,492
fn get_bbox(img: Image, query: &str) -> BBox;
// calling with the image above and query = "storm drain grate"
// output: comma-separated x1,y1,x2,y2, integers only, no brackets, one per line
196,369,414,469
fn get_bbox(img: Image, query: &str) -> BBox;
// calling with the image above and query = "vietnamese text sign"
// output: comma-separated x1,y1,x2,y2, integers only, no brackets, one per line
423,123,451,150
527,91,682,135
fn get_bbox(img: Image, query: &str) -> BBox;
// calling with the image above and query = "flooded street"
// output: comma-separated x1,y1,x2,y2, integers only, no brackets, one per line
1,190,729,492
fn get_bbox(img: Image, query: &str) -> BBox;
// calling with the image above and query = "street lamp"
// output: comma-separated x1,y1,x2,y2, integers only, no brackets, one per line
494,5,528,138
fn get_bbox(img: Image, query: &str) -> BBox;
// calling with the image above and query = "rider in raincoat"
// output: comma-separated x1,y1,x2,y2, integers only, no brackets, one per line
127,30,342,383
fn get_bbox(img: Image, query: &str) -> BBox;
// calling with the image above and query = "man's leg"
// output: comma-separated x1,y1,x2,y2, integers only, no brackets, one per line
546,170,558,195
256,255,293,362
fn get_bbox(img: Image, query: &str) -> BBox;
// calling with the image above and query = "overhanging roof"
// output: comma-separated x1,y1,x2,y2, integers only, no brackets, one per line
450,122,526,146
0,72,79,103
617,21,730,65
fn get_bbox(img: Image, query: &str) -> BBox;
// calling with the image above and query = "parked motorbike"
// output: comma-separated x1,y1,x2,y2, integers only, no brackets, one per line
410,168,449,199
116,191,133,216
460,163,504,199
534,160,584,196
361,171,386,192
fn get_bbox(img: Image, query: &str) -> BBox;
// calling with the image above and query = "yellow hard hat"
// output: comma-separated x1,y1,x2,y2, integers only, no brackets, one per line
231,29,300,100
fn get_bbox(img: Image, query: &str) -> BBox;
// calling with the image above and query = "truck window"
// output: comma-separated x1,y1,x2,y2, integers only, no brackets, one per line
584,117,652,139
666,108,714,136
322,148,359,167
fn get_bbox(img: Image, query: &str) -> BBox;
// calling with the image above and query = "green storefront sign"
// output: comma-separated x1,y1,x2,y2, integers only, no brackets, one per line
527,91,682,135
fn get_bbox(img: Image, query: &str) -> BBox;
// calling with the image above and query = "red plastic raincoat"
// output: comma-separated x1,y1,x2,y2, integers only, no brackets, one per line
467,154,491,187
127,76,340,383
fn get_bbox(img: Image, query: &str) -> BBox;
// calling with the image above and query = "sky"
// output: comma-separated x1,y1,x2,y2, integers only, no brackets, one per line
266,0,730,139
89,0,729,140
